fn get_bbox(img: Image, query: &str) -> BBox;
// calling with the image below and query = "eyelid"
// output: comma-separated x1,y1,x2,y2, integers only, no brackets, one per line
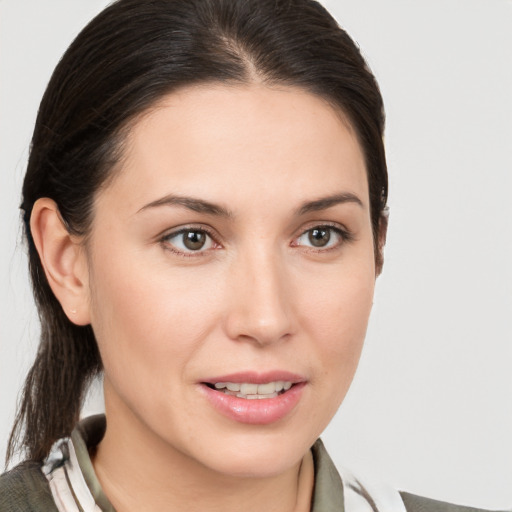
291,222,354,251
159,224,222,256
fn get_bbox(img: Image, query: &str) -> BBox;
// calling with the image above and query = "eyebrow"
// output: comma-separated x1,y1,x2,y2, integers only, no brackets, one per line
138,194,233,217
138,191,363,218
295,193,364,215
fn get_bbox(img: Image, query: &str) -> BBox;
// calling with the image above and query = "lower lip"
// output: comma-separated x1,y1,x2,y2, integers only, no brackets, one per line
200,383,306,425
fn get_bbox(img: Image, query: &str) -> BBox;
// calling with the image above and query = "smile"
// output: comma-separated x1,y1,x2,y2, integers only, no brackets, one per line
209,381,293,399
200,372,306,424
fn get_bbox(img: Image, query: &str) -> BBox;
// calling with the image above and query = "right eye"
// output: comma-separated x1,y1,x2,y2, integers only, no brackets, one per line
162,228,216,254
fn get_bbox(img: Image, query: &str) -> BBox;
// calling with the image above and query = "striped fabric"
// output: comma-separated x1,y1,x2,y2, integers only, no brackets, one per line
42,438,102,512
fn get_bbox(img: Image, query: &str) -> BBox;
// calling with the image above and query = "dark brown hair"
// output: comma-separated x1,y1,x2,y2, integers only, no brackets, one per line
8,0,387,464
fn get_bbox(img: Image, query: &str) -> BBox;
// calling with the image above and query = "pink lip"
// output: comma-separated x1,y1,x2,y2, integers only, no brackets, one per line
202,370,305,385
199,371,307,425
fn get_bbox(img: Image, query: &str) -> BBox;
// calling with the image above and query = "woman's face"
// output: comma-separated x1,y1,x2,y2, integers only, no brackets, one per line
84,84,376,477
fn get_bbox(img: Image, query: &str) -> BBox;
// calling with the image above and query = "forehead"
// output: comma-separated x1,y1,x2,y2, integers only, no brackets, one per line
99,84,369,215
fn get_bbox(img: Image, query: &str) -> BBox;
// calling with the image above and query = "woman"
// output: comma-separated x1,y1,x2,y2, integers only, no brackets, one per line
0,0,508,511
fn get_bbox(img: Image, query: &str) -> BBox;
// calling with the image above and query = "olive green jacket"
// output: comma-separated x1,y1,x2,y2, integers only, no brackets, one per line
0,415,506,512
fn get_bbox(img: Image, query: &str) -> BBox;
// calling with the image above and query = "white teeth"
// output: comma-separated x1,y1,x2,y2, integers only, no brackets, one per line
238,393,279,399
212,381,294,398
240,383,258,395
257,382,277,394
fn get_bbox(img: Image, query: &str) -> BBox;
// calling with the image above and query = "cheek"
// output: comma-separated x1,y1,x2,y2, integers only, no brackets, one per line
86,242,218,387
296,254,375,406
300,254,375,348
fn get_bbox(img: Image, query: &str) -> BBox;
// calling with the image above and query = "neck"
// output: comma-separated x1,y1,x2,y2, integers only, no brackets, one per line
92,405,314,512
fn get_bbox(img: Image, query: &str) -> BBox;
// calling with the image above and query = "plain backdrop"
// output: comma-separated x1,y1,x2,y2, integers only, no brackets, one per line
1,0,511,509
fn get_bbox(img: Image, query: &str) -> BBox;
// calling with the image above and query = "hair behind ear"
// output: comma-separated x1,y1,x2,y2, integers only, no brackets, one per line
375,209,388,276
7,314,100,464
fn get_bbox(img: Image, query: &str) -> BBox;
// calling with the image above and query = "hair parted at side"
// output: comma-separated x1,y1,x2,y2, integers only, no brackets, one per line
8,0,387,464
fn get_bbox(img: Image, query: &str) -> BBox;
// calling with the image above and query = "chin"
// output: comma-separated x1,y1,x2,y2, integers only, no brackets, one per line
185,428,315,479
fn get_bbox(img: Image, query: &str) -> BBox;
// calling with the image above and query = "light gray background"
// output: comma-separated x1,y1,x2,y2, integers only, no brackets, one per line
1,0,511,508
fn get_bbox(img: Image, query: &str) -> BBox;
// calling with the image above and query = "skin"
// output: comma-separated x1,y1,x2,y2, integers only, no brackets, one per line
32,84,379,512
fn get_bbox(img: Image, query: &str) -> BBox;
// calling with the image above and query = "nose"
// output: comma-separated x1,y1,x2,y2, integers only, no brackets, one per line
223,246,294,346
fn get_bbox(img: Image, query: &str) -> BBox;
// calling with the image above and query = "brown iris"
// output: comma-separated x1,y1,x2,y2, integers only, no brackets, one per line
183,230,207,250
308,227,331,247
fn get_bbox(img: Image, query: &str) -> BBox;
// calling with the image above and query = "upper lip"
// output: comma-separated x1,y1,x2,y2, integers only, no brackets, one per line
201,371,306,385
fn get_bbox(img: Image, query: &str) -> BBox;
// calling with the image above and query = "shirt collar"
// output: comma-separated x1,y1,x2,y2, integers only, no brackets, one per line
47,414,346,512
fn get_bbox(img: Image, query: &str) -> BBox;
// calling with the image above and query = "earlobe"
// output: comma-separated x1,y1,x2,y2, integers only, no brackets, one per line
30,198,91,326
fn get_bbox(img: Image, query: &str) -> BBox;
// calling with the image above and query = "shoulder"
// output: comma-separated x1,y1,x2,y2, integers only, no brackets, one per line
400,491,510,512
313,438,509,512
0,461,58,512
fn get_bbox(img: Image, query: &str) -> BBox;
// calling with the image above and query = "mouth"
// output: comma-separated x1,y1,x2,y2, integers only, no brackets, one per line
200,372,306,424
204,380,294,399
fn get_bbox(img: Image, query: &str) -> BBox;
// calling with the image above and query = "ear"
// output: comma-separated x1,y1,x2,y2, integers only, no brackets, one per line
30,198,91,325
375,209,388,277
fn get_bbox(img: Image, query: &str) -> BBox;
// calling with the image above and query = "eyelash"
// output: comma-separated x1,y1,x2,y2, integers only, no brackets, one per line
160,225,220,258
159,223,353,257
292,224,354,253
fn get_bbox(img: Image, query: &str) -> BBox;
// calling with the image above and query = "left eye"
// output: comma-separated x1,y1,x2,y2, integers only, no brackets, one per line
295,226,344,249
164,229,215,252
